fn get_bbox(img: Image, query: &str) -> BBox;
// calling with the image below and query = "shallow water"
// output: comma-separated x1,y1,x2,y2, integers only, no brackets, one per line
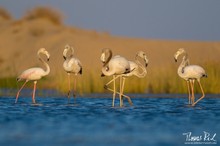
0,94,219,146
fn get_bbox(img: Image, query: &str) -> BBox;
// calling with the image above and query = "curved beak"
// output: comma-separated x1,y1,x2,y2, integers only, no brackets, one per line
63,56,66,60
101,73,105,77
174,57,177,62
145,63,148,67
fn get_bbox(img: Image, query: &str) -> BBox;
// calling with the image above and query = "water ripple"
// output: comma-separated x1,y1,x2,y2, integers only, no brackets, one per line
0,95,219,146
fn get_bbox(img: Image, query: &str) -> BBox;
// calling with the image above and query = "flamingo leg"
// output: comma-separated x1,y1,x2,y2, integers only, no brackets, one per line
104,75,121,87
73,76,77,104
104,77,133,106
112,75,116,107
32,81,37,104
122,77,133,106
105,86,132,104
119,76,123,107
104,75,119,107
67,73,71,103
15,80,28,103
186,80,191,104
192,80,205,106
119,76,124,107
190,80,195,105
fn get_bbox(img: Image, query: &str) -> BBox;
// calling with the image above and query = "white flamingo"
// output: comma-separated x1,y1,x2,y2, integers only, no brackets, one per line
15,48,50,104
63,44,82,103
174,48,207,106
124,51,148,78
100,48,132,107
105,51,149,100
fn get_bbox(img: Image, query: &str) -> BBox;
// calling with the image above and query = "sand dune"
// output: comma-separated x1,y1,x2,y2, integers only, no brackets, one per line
0,18,219,78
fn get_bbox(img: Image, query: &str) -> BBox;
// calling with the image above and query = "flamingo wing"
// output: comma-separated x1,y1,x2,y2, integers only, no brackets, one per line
17,68,45,81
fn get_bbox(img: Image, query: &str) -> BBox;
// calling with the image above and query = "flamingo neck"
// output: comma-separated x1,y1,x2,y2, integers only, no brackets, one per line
38,53,50,76
134,56,147,78
177,53,189,76
103,49,112,67
65,47,74,60
101,67,115,76
102,49,114,76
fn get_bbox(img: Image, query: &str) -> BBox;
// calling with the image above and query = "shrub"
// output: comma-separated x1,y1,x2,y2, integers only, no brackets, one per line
23,6,63,25
0,7,12,20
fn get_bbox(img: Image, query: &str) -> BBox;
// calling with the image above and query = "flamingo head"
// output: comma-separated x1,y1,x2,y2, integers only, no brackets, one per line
100,48,111,64
174,48,186,62
136,51,149,67
38,48,50,61
63,44,74,60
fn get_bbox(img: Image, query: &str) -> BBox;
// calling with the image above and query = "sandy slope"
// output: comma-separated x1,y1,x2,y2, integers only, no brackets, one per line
0,18,219,77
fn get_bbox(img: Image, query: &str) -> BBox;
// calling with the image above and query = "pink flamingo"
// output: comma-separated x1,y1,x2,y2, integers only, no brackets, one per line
15,48,50,103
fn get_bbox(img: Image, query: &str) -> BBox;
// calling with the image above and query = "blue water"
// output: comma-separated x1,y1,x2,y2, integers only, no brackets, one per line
0,94,219,146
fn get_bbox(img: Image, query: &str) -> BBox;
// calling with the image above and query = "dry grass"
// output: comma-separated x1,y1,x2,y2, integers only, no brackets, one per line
23,6,63,25
0,61,219,96
44,61,219,94
0,7,12,20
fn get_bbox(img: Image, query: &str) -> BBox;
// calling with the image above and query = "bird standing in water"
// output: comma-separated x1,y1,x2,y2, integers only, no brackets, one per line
63,44,82,103
101,48,132,107
15,48,50,104
105,51,149,102
174,48,207,106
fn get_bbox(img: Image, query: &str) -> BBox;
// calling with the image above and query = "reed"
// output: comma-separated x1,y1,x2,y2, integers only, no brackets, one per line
0,62,219,95
0,77,17,88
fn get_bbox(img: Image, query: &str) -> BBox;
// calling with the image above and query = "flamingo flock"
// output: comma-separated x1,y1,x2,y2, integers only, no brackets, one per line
15,46,207,107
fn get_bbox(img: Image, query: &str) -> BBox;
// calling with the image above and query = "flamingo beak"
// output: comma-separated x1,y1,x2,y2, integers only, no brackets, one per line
63,56,66,60
174,57,177,62
101,73,105,77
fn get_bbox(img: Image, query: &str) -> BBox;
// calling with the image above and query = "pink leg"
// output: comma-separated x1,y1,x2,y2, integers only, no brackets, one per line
15,80,28,103
119,76,123,107
112,75,116,107
73,77,77,103
32,81,37,104
121,77,132,106
190,80,195,105
67,73,71,103
192,80,205,106
186,81,191,104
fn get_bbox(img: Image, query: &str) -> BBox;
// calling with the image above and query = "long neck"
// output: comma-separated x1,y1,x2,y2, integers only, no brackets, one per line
177,53,189,76
69,47,74,58
66,47,74,59
101,66,115,76
38,53,50,76
102,49,114,76
134,56,147,78
103,49,112,67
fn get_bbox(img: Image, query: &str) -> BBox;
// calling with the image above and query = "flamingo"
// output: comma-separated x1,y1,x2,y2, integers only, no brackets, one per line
15,48,50,104
105,51,149,100
63,44,82,103
100,48,132,107
174,48,207,106
124,51,148,78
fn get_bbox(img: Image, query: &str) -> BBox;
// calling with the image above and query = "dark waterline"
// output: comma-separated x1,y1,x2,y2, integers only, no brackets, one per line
0,94,219,146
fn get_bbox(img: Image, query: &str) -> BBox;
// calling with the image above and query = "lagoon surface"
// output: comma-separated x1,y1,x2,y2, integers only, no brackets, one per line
0,94,219,146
